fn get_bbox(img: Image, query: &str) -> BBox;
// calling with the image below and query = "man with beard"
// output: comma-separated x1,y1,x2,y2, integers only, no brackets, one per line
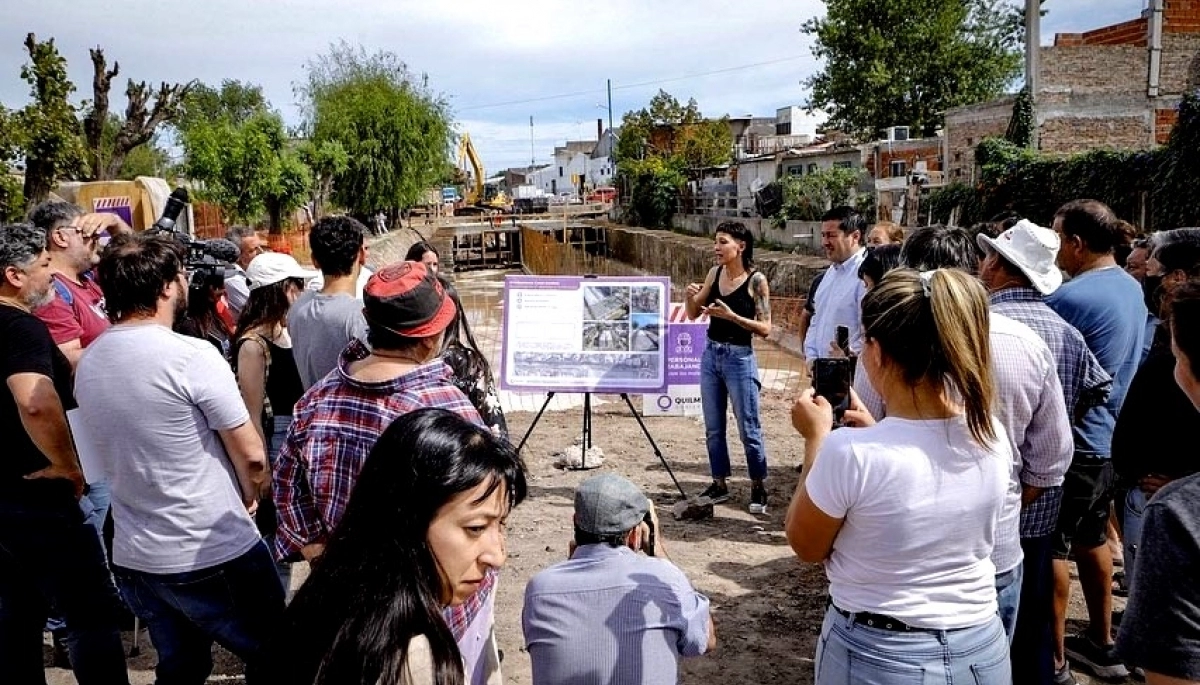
0,223,130,684
75,233,283,685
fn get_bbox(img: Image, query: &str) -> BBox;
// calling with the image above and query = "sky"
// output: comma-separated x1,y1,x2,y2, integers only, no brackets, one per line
0,0,1146,174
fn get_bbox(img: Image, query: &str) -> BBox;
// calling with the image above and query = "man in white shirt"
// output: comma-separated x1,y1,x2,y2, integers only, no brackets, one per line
804,206,867,361
75,233,283,685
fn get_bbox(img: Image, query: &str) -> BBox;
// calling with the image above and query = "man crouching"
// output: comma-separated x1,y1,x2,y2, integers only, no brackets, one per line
522,474,716,684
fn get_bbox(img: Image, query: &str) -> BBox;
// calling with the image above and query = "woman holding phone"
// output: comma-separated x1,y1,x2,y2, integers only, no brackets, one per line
786,268,1012,684
685,221,772,514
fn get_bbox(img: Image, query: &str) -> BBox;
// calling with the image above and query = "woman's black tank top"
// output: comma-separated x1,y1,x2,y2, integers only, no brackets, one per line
265,340,304,416
705,266,756,346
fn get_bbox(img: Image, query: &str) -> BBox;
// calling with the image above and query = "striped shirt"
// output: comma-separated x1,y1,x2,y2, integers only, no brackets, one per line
523,544,711,685
991,288,1113,537
852,312,1073,565
272,339,487,648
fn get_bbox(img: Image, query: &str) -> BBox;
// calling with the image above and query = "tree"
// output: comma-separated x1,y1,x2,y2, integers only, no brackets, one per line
15,33,87,206
175,80,267,132
295,139,349,220
181,110,311,232
0,107,23,221
298,42,453,215
81,47,192,181
1005,86,1035,148
776,167,864,222
803,0,1022,139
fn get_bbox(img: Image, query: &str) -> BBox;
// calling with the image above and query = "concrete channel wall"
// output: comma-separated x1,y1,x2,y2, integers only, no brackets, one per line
604,223,828,301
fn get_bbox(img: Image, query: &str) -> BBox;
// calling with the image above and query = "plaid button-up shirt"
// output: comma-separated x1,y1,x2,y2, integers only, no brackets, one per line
991,288,1113,537
273,339,487,641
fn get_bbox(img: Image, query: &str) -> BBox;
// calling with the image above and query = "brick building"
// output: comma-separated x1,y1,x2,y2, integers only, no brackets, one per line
945,0,1200,182
864,132,946,224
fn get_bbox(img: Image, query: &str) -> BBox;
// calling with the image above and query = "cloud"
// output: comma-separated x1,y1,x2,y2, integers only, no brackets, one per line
0,0,1152,173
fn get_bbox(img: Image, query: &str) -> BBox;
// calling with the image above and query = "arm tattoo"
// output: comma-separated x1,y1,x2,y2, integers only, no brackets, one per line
751,272,771,322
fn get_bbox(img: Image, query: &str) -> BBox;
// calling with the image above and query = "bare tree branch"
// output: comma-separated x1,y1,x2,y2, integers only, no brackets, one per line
105,78,194,180
83,47,119,180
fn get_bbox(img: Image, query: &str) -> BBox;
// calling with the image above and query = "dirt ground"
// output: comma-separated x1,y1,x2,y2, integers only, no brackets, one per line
44,388,1129,685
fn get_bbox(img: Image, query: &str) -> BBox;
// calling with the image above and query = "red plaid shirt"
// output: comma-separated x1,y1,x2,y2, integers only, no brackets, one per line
273,339,487,638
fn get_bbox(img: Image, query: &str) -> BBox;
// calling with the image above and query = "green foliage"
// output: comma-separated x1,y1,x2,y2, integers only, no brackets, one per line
775,167,864,223
803,0,1022,138
1005,87,1035,149
1152,94,1200,229
621,156,686,229
94,114,169,179
299,41,453,214
181,110,311,230
926,181,985,226
15,34,87,206
176,80,267,133
616,90,731,228
295,139,349,217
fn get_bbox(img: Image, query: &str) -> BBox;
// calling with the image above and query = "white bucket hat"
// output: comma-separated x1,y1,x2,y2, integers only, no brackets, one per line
977,219,1064,295
245,252,318,290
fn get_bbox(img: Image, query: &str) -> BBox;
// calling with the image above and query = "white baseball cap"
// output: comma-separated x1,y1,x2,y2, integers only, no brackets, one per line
977,219,1064,295
245,252,318,290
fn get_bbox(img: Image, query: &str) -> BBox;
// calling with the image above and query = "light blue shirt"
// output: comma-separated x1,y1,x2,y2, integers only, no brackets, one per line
1046,267,1147,457
805,248,867,359
522,544,710,685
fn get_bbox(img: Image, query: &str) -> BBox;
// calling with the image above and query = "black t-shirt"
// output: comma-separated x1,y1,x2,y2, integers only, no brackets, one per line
1111,335,1199,481
1115,473,1200,680
1,304,76,483
705,267,758,347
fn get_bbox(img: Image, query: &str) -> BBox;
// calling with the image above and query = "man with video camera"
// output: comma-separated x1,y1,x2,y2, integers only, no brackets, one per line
522,474,715,685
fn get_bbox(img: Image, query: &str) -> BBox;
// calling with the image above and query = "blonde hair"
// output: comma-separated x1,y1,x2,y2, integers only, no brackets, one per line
861,268,996,444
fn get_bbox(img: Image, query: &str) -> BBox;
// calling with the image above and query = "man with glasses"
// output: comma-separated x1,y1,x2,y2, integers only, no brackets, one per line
224,225,267,320
29,201,131,370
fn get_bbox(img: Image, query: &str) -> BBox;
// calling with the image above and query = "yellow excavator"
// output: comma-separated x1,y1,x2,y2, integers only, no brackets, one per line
457,133,508,210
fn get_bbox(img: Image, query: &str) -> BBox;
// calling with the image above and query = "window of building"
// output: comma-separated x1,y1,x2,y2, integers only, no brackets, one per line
954,152,962,162
966,137,974,146
776,122,792,135
890,160,907,178
559,167,564,177
833,160,853,169
808,163,818,173
788,166,803,176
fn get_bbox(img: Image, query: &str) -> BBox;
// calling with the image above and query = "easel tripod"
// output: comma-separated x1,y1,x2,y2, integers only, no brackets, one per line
516,391,687,498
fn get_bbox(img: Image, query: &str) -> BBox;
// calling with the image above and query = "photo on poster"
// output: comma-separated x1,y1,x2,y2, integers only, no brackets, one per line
631,285,661,314
583,321,630,352
629,313,661,352
582,286,631,320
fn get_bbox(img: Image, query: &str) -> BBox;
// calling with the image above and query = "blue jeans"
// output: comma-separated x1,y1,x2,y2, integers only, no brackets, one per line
263,415,293,591
113,541,285,685
816,605,1011,684
700,340,768,481
995,562,1023,643
0,483,130,685
1012,535,1055,685
48,480,114,633
1122,487,1148,588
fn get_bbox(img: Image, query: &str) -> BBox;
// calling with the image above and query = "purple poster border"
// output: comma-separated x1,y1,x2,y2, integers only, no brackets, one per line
500,274,670,394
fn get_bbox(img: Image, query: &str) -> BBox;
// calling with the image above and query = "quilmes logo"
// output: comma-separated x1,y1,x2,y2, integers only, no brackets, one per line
656,395,673,411
676,331,693,354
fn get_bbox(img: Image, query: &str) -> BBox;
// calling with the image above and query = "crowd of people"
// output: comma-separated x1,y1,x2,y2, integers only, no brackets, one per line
3,194,1200,685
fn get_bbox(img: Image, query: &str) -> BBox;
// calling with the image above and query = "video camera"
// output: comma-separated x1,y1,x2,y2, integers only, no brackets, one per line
149,188,239,285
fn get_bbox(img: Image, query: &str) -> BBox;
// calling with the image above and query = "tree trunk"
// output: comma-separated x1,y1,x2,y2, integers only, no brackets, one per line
23,159,54,208
84,47,119,181
267,199,283,235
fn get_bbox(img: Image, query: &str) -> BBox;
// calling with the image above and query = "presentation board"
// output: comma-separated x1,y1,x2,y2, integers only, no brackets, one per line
642,303,708,416
500,275,669,394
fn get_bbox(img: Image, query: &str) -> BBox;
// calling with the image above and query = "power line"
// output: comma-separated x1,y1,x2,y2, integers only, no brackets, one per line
457,55,808,112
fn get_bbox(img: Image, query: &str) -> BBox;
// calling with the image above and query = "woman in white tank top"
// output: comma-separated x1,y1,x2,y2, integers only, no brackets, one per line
786,268,1013,684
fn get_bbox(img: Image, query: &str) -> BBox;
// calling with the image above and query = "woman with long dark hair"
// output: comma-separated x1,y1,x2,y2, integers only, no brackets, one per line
440,278,507,439
684,221,772,514
233,252,314,572
787,268,1012,684
267,408,527,685
175,271,231,355
406,241,441,275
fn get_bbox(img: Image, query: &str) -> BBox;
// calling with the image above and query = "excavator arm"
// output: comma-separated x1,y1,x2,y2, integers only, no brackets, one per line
458,133,485,205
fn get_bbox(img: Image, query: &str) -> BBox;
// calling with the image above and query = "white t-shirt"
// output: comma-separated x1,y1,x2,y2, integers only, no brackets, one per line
75,324,261,574
805,415,1011,629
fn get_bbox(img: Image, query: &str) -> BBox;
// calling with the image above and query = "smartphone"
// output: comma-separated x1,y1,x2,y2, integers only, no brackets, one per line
835,325,851,357
813,357,854,427
642,510,657,557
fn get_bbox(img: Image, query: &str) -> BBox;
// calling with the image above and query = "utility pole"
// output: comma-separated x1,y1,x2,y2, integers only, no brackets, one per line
607,78,615,166
529,115,535,168
1025,0,1040,149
